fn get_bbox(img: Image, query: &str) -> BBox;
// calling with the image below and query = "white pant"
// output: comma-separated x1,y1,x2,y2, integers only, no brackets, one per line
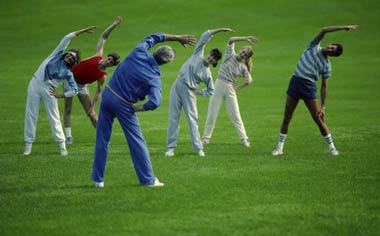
24,77,65,144
203,79,248,140
166,79,203,150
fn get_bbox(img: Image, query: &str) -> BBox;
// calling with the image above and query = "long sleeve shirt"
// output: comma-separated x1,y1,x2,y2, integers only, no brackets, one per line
33,32,78,97
107,33,165,111
177,30,214,97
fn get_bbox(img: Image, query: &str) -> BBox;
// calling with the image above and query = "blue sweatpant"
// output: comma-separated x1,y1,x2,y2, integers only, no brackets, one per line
91,88,155,185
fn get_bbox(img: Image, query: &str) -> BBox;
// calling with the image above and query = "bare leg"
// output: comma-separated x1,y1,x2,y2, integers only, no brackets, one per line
78,94,97,128
303,99,330,136
280,95,300,134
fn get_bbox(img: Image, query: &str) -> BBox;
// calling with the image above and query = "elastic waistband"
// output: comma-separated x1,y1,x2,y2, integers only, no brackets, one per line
106,85,135,105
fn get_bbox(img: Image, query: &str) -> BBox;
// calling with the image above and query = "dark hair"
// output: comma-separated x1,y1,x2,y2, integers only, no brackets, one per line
332,43,343,57
63,48,81,68
107,52,121,65
210,48,222,67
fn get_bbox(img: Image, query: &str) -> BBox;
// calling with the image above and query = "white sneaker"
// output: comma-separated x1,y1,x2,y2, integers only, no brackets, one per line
202,138,210,145
94,182,104,188
148,177,164,187
165,148,174,157
242,139,251,148
60,148,68,156
272,148,283,156
23,148,32,156
198,150,205,157
330,148,339,156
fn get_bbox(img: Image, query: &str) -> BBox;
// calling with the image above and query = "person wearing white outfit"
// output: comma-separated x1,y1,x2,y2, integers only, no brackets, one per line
23,26,97,156
202,36,258,148
165,28,233,157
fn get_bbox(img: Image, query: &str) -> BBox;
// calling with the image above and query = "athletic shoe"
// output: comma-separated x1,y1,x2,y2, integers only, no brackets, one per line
23,148,32,156
147,177,164,187
202,138,210,145
198,150,205,157
272,148,283,156
60,148,68,156
242,139,251,148
66,137,73,144
330,148,339,156
94,182,104,188
165,148,174,157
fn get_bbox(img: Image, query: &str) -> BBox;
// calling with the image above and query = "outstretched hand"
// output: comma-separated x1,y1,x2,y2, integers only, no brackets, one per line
344,25,359,31
247,36,259,43
114,16,122,25
178,35,197,48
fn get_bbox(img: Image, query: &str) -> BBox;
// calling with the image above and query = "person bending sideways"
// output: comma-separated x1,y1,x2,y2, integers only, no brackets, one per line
272,25,359,156
91,30,196,188
23,26,96,156
63,16,122,144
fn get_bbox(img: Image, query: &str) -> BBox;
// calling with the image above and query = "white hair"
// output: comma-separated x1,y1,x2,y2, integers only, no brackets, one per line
153,45,176,65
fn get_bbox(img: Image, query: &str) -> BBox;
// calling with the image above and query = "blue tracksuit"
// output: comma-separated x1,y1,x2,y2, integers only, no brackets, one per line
91,33,165,185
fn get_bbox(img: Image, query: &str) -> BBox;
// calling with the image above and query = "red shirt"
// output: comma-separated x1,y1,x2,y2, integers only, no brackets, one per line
71,56,107,85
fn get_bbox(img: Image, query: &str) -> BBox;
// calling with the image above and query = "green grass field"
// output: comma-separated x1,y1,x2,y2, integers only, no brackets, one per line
1,0,379,235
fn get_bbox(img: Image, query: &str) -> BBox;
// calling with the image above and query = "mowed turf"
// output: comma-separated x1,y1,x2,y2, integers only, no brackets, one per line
0,0,379,235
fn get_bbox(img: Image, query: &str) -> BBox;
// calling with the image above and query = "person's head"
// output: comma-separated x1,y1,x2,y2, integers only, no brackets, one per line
206,48,223,68
63,49,80,68
99,52,121,68
237,46,254,72
322,43,343,57
153,45,176,65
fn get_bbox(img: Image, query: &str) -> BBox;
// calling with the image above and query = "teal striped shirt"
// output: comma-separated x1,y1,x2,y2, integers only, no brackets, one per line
293,43,331,82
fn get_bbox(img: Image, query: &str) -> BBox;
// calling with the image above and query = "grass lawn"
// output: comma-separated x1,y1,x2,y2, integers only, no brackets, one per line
0,0,379,235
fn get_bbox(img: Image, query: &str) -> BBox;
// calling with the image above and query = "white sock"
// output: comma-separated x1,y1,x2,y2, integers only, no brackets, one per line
324,134,336,150
65,127,72,138
277,133,287,150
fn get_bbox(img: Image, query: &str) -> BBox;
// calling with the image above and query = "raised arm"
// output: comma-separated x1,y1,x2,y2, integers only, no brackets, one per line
310,25,359,45
164,34,197,48
228,36,259,45
74,26,97,36
95,16,122,56
209,28,235,35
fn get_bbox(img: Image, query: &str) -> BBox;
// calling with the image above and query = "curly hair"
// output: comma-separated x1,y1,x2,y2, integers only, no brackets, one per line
62,48,81,68
107,52,121,66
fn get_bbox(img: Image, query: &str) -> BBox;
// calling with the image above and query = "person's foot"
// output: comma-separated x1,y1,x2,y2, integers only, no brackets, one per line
272,148,283,156
66,137,73,145
60,148,68,156
147,177,164,187
202,138,210,145
165,148,174,157
198,150,205,157
330,148,339,156
23,148,32,156
94,182,104,188
242,139,251,148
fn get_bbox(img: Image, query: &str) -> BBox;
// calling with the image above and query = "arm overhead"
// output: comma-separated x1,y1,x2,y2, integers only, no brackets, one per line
310,25,359,45
74,26,97,36
164,34,197,48
228,36,259,45
95,16,122,56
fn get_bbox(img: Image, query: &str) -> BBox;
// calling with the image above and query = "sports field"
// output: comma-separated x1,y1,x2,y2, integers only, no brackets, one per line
1,0,379,235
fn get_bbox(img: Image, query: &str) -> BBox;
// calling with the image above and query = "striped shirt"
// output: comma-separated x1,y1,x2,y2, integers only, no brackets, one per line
293,43,331,82
217,42,252,84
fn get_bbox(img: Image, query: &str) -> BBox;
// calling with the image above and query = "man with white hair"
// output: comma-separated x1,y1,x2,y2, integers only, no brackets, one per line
91,32,196,188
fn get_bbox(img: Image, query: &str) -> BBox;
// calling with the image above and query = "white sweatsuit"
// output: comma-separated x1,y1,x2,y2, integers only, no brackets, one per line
166,30,215,150
203,42,252,141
